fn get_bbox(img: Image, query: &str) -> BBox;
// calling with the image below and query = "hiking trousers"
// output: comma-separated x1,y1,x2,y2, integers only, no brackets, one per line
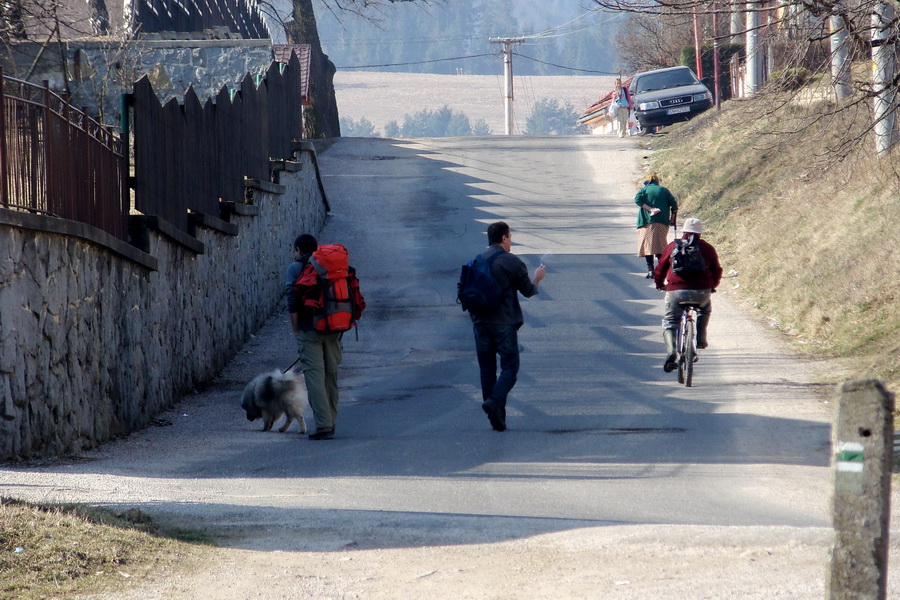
296,330,343,431
662,289,712,331
473,322,520,409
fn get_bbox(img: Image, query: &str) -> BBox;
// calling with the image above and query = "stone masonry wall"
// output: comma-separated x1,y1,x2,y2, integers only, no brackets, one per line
0,149,327,460
15,39,274,125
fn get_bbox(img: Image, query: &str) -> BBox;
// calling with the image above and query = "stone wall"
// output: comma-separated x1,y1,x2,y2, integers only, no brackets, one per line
11,39,274,125
0,147,328,460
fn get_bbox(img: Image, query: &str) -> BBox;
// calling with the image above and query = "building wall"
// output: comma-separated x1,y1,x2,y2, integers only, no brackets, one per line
0,150,327,460
11,39,274,125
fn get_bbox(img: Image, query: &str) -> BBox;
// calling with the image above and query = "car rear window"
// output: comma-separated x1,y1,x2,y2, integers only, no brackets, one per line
634,70,700,93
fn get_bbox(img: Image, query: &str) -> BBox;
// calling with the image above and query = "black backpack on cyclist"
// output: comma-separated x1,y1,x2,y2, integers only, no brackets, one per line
671,235,706,277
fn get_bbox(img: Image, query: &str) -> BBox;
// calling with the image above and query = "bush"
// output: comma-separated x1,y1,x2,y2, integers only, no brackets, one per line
340,117,380,137
768,67,810,91
524,98,588,135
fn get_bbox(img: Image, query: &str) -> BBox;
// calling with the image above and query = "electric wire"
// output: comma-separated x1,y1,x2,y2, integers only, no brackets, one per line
511,52,621,75
336,53,495,70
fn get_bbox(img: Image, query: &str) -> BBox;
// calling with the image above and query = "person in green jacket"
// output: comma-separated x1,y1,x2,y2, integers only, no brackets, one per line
634,173,678,278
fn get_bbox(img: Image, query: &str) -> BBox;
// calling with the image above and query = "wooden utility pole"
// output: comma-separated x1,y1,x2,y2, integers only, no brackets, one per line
489,37,524,136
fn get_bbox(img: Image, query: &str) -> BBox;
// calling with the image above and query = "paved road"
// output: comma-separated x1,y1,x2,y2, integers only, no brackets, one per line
4,135,894,598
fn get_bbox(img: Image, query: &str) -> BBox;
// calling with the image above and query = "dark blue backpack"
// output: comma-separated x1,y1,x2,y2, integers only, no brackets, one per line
457,251,502,315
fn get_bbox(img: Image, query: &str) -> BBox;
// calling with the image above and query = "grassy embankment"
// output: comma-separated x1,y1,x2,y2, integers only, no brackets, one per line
0,497,211,599
647,73,900,394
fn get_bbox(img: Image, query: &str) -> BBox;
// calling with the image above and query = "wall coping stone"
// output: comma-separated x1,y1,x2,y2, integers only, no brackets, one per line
189,211,239,236
244,179,286,195
221,201,260,218
1,207,158,271
270,159,303,173
131,214,206,255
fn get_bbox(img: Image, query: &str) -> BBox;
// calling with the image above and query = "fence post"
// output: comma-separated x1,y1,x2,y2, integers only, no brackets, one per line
827,378,894,599
0,68,7,206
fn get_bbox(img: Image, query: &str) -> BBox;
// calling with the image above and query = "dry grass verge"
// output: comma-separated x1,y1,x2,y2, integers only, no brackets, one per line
0,497,211,599
648,80,900,392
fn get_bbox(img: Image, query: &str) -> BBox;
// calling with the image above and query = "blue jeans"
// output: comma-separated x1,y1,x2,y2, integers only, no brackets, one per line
473,323,520,409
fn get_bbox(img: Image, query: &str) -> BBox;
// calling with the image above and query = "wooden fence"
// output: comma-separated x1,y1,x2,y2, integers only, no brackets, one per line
0,70,129,241
132,51,304,235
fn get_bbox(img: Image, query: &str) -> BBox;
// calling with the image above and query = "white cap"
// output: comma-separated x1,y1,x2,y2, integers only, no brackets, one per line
682,218,703,234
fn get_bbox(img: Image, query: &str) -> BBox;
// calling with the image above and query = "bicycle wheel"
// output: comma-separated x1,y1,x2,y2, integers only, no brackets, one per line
676,322,685,384
684,318,695,387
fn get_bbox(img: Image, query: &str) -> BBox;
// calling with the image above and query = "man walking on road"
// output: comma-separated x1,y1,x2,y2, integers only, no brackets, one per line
284,233,343,440
470,222,546,432
653,218,723,372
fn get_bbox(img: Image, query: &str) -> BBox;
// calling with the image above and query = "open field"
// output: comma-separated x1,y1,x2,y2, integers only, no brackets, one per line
333,71,617,136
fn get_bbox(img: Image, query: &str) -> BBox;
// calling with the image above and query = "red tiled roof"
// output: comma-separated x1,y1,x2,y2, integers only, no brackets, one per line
272,44,312,106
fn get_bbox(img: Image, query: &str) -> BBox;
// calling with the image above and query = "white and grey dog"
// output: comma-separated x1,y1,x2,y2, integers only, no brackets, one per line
240,370,308,433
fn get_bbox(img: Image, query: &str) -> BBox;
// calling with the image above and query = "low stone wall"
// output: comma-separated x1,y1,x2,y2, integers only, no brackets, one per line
0,147,328,460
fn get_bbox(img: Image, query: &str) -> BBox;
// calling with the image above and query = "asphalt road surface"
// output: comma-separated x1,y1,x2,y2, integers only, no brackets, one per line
3,135,898,599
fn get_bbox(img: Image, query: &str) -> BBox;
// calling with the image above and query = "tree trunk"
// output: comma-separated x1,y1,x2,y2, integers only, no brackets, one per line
287,0,340,138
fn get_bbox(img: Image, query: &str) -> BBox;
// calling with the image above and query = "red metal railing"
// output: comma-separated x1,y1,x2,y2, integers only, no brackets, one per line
0,69,128,241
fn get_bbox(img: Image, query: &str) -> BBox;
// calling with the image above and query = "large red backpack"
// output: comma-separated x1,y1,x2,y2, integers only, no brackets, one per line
293,244,365,332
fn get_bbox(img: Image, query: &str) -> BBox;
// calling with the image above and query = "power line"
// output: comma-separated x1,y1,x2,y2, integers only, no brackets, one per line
336,53,495,70
511,52,620,75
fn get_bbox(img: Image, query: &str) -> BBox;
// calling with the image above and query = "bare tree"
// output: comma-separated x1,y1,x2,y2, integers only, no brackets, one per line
594,0,900,158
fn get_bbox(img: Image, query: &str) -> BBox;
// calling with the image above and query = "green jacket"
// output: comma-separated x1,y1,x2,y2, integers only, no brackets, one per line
634,182,677,228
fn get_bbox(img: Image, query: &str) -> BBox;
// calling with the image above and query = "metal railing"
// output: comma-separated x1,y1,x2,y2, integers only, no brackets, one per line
0,69,129,241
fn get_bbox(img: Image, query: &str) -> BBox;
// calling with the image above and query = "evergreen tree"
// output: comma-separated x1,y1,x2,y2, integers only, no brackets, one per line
524,98,588,135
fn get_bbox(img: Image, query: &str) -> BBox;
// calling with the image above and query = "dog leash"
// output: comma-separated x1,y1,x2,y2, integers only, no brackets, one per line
281,356,301,374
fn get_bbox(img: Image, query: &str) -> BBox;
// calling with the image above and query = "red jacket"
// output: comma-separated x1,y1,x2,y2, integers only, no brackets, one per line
653,234,723,291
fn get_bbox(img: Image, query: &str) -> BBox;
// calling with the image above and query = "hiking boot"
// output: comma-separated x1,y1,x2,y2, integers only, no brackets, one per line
696,314,710,349
663,329,677,373
309,428,335,440
482,401,506,432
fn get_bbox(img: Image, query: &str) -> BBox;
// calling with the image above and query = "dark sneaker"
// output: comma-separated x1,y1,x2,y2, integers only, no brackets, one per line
482,401,506,432
309,428,334,440
697,341,708,349
645,271,654,279
663,353,677,373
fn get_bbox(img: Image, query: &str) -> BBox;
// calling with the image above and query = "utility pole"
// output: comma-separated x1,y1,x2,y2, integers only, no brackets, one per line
830,8,852,101
712,3,722,109
489,37,524,136
872,2,898,155
745,2,761,95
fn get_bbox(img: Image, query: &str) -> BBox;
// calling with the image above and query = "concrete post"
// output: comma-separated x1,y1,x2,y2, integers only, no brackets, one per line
827,378,894,600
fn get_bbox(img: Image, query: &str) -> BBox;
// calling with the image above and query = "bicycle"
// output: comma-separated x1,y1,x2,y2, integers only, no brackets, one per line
675,302,701,387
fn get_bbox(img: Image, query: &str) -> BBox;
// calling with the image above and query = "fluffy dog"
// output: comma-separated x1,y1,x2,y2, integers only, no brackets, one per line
240,370,308,433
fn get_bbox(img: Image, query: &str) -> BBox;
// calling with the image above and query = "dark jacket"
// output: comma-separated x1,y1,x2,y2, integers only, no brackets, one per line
284,254,315,330
470,245,538,327
653,234,723,291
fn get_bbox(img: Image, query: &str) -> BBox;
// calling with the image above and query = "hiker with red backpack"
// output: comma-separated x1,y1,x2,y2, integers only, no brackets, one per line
284,234,365,440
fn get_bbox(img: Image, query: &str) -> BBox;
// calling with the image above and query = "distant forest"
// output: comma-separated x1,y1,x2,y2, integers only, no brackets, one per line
314,0,623,76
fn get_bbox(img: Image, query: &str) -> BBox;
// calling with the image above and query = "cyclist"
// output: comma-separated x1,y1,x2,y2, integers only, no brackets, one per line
653,218,723,372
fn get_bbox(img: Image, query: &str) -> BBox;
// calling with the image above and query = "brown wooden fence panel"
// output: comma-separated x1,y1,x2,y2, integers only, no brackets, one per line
131,60,304,237
1,71,127,241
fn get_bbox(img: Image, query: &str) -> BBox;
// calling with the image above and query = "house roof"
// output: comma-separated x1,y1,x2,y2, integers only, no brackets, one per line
272,44,312,106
